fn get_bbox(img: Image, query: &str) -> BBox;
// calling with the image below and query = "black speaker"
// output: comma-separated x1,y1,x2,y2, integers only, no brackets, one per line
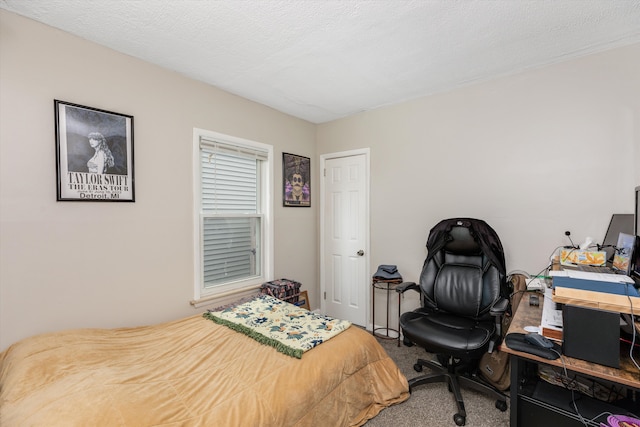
562,305,620,368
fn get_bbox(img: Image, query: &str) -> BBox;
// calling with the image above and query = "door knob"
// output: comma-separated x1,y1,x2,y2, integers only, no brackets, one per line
357,250,364,256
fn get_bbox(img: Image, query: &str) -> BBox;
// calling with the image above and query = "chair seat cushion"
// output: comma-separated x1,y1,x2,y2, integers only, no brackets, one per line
400,310,494,359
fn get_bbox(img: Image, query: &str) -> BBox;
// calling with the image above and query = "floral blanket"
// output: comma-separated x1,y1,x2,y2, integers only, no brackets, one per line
203,294,351,358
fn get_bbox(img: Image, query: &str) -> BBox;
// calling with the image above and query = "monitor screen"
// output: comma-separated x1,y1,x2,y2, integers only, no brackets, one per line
602,214,634,262
633,186,640,281
636,186,640,236
631,235,640,282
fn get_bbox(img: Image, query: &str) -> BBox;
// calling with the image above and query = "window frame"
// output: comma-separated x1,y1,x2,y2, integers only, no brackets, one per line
192,128,273,303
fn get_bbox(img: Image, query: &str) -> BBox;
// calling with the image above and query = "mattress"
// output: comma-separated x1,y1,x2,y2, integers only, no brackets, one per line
0,313,409,426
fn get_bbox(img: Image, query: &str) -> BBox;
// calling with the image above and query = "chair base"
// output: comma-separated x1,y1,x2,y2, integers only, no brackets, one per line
408,357,508,426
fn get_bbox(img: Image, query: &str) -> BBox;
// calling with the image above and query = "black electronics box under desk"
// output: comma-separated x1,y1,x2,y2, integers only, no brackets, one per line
562,305,620,368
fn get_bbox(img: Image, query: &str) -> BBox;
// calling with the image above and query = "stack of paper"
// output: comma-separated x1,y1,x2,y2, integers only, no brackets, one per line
540,286,562,341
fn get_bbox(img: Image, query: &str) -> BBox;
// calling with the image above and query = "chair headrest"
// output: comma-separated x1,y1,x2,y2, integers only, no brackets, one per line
444,226,482,255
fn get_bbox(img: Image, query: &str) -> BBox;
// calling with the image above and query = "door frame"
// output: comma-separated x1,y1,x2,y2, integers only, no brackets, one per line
319,148,371,327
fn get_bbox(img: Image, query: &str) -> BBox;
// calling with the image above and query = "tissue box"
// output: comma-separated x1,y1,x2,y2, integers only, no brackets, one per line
559,249,606,266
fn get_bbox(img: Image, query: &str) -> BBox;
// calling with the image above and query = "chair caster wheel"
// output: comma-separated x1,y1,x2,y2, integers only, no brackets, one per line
454,413,466,426
495,400,508,411
413,363,423,372
403,337,414,347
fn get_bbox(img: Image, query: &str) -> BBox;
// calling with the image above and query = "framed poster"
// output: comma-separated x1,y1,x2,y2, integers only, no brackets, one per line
54,100,135,202
283,152,310,207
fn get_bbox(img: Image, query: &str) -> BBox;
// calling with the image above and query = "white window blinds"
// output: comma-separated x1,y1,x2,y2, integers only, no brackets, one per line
199,138,266,287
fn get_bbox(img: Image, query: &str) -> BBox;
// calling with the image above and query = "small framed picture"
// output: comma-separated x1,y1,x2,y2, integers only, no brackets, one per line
54,100,134,202
283,152,310,207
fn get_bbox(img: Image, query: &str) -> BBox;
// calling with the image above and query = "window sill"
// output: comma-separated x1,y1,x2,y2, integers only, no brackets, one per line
190,284,262,309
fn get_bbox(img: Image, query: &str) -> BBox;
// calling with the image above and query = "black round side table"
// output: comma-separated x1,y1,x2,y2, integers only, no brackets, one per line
372,279,402,346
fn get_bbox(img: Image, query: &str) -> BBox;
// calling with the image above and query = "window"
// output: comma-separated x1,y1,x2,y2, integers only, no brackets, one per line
193,129,273,301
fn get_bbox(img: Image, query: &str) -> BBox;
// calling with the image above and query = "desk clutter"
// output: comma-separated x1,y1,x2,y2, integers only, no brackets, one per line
502,291,640,426
500,209,640,425
532,268,639,368
601,415,640,427
509,263,640,368
537,364,631,404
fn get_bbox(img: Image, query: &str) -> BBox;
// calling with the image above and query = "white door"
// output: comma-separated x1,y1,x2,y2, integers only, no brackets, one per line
321,151,369,326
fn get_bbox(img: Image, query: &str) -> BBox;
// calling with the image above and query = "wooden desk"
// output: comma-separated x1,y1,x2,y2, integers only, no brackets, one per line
502,293,640,426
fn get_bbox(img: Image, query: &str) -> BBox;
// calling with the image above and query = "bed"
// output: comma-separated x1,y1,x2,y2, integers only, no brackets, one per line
0,296,409,426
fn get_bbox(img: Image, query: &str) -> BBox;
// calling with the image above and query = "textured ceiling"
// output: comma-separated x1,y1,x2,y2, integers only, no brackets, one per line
2,0,640,123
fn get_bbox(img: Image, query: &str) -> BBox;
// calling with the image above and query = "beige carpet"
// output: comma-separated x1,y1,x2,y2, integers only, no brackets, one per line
365,336,510,427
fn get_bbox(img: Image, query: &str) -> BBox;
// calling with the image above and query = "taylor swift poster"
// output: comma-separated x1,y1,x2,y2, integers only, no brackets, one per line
55,100,135,202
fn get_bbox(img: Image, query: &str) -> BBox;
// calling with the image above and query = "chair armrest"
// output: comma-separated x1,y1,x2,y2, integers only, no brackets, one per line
395,282,418,294
487,297,509,353
490,297,509,317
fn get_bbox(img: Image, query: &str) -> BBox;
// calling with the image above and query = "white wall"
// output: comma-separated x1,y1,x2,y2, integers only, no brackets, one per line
317,43,640,319
0,10,317,351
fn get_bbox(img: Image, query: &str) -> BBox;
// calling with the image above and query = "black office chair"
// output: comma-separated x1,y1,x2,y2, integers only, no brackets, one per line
398,218,510,426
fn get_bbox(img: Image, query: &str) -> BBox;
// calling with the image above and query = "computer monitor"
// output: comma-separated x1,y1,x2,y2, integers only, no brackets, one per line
636,186,640,236
633,186,640,283
630,235,640,283
602,214,634,262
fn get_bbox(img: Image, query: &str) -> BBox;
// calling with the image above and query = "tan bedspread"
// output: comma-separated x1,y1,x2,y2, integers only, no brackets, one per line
0,314,409,426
